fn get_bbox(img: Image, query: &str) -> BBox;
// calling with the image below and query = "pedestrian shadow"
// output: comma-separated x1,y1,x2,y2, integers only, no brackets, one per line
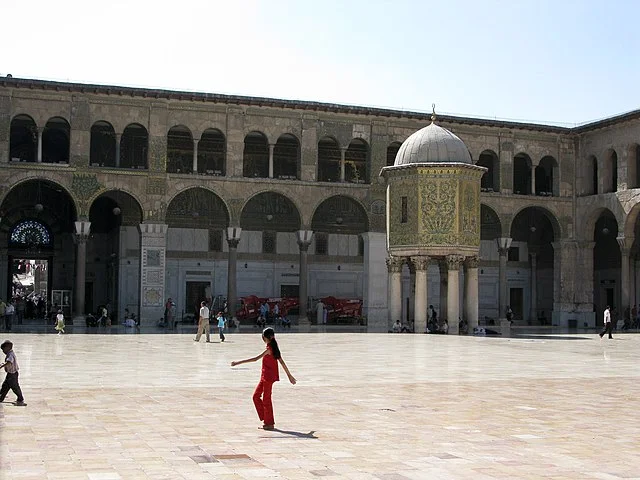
271,428,317,439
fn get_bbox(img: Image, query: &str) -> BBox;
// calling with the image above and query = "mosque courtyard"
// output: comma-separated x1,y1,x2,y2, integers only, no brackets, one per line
1,329,639,479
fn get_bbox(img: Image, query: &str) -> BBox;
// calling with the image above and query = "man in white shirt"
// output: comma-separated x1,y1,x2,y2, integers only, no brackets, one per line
5,301,15,331
600,305,613,339
194,301,211,342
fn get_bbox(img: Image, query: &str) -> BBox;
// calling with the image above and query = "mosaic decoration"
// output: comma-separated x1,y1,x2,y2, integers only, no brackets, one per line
71,174,102,201
10,219,52,246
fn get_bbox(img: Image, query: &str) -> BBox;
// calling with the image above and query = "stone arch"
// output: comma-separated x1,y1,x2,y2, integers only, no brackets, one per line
198,128,225,175
243,131,269,178
317,136,341,182
167,125,194,174
88,190,144,234
480,204,502,240
9,114,37,162
386,141,402,167
513,152,533,195
0,178,78,237
90,121,116,167
477,150,500,192
240,191,302,233
42,116,70,164
509,205,562,240
311,195,369,234
536,155,558,196
623,202,640,239
121,123,148,169
166,187,230,229
345,138,369,183
273,133,300,180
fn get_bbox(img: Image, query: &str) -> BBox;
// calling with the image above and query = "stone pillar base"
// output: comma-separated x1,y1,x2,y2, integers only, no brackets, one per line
500,319,512,336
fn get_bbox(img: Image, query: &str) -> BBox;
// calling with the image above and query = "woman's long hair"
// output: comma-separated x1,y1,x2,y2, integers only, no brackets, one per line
262,327,281,359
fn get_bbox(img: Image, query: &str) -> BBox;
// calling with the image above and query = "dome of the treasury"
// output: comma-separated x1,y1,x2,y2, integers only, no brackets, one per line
394,121,472,166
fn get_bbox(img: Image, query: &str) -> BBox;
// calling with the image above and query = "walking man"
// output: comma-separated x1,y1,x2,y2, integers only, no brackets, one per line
600,305,613,339
194,301,211,343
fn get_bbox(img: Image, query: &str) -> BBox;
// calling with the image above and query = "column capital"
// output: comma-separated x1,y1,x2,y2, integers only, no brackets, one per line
464,255,479,269
411,255,430,271
386,256,404,273
496,237,512,254
446,254,464,271
617,236,634,253
226,226,242,248
74,221,91,243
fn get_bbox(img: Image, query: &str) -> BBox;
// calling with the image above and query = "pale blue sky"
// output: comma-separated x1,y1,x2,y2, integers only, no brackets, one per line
2,0,639,125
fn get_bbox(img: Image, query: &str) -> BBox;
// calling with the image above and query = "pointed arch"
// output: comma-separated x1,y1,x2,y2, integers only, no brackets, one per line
273,133,299,180
311,195,369,234
345,138,369,183
243,131,269,178
477,150,500,192
90,121,116,167
167,125,194,173
9,114,37,162
42,117,70,164
121,123,148,169
198,128,225,175
317,136,341,182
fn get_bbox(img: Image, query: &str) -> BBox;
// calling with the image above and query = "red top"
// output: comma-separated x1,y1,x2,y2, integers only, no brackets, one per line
261,344,279,382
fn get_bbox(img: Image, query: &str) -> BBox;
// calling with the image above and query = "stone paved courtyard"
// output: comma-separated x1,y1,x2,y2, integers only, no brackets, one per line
1,330,639,479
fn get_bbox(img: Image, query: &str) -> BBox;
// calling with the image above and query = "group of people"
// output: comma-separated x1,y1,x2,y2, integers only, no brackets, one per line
256,301,290,329
194,300,227,343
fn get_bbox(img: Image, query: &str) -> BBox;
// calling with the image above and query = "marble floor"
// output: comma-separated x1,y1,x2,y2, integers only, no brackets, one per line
1,330,639,479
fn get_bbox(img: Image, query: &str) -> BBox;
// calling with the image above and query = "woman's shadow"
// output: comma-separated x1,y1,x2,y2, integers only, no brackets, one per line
268,428,317,439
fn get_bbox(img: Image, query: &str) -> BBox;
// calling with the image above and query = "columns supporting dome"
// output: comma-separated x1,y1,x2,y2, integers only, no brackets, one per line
386,254,479,333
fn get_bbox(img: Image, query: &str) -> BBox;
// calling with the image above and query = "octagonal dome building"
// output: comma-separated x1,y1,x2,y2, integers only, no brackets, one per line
380,115,487,335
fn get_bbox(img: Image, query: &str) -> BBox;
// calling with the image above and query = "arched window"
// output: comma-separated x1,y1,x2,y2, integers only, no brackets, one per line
273,134,299,180
513,153,532,195
477,150,499,192
90,121,116,167
120,123,148,169
167,125,193,173
604,150,617,193
318,137,341,182
386,142,402,167
9,115,37,162
536,156,557,196
42,117,70,164
198,129,225,175
9,220,52,248
243,132,269,178
345,138,368,183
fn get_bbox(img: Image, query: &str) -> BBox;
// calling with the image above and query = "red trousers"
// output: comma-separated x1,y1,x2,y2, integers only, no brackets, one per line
253,379,275,425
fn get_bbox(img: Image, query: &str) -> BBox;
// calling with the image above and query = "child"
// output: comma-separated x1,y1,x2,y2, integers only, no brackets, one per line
0,340,26,406
217,311,226,342
54,309,65,334
231,327,296,430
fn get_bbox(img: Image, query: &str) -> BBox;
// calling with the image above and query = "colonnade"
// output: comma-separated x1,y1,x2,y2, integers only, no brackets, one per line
386,254,479,334
72,221,317,324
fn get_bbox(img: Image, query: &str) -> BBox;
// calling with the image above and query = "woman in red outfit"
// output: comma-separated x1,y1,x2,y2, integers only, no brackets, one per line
231,327,296,430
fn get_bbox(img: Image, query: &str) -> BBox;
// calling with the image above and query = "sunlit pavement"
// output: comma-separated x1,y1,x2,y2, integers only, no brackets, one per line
1,330,639,479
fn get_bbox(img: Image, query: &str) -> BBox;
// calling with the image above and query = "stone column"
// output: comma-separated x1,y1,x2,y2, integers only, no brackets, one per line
226,227,242,324
496,237,512,327
115,133,121,167
446,255,463,334
530,164,536,195
192,138,199,174
297,230,313,325
74,221,91,318
438,258,448,321
340,147,346,182
268,143,275,179
617,236,633,318
412,256,430,334
387,256,404,327
529,251,538,324
138,223,168,325
464,255,479,330
577,241,596,327
361,232,388,331
37,127,43,162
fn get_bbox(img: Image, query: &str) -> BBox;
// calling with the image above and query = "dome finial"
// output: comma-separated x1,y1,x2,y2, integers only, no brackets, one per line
431,103,437,123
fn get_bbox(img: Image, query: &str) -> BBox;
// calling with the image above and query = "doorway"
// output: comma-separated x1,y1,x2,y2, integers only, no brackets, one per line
280,284,299,298
509,287,524,320
9,257,51,319
186,281,210,317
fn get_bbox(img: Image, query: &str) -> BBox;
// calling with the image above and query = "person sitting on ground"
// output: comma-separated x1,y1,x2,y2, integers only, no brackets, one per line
256,314,266,329
401,320,414,333
281,315,291,328
392,319,402,333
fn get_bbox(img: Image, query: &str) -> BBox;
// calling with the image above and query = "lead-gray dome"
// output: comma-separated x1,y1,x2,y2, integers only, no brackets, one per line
394,122,472,166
